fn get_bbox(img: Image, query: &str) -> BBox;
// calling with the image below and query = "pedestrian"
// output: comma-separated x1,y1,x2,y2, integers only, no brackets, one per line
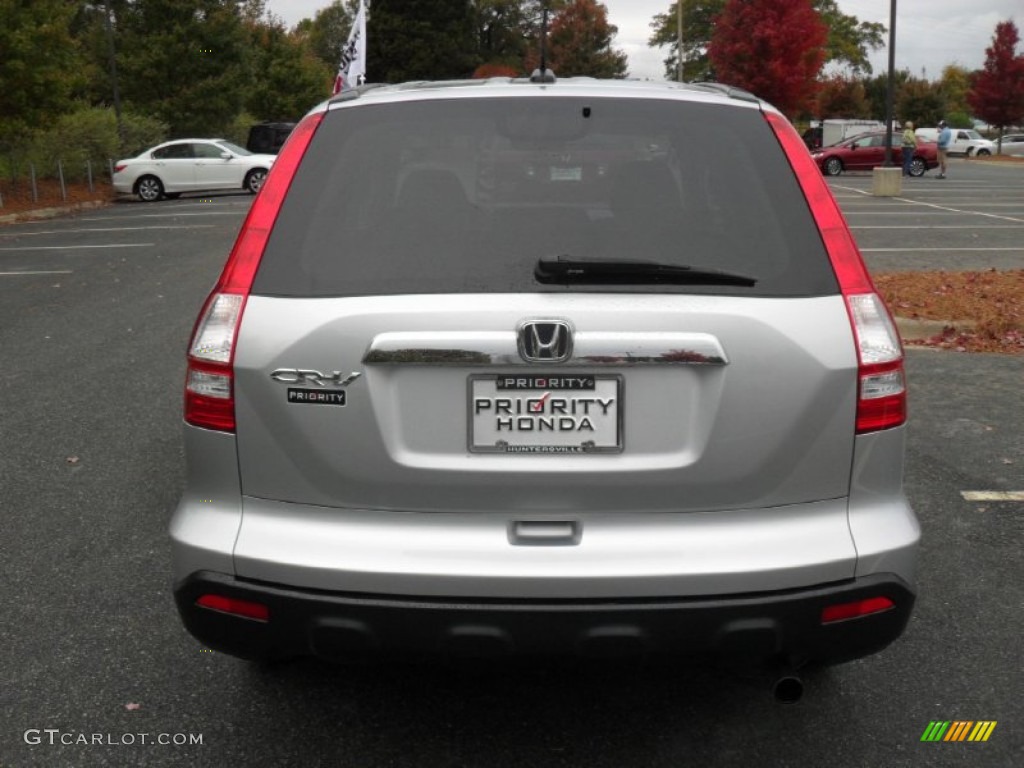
901,121,917,176
936,119,952,178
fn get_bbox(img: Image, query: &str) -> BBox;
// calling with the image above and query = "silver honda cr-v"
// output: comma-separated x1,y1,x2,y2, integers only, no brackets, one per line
171,77,919,677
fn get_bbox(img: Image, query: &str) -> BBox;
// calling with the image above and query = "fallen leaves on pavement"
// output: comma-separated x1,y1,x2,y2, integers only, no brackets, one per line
874,269,1024,354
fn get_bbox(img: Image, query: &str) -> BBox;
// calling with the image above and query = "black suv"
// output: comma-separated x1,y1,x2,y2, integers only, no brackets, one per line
245,121,297,155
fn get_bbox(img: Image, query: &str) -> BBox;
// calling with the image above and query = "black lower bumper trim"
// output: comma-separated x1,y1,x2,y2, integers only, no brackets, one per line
174,571,915,665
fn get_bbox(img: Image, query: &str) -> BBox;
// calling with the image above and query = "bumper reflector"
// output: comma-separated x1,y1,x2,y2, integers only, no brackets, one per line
196,594,270,622
821,596,895,624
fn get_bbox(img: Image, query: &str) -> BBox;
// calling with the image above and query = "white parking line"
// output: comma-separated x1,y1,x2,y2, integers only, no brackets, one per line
961,491,1024,501
842,210,990,215
832,183,1024,195
841,202,1024,208
841,204,1024,210
0,270,73,276
893,200,1024,224
833,183,1024,215
3,225,217,236
168,201,251,208
0,243,154,251
860,247,1024,252
842,207,1024,224
76,212,242,220
850,225,1024,229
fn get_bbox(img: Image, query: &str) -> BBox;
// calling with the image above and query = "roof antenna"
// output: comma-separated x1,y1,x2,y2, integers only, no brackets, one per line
530,6,555,83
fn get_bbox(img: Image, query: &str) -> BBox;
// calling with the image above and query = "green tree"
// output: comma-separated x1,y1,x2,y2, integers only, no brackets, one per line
366,0,479,82
863,69,912,121
292,0,356,72
817,0,884,75
244,17,331,120
239,0,268,25
475,0,532,74
116,0,249,137
545,0,627,78
68,3,123,109
896,77,945,128
522,0,570,29
937,65,972,121
0,0,80,156
648,1,728,82
649,0,883,82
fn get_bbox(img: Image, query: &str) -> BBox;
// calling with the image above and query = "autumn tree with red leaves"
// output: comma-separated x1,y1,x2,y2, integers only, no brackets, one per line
545,0,628,78
967,20,1024,149
707,0,828,117
472,62,520,78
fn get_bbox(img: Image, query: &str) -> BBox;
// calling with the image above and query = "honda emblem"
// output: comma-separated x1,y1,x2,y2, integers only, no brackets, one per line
518,320,573,363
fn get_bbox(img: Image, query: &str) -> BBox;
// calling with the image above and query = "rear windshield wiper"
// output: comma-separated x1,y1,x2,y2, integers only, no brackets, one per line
535,256,757,287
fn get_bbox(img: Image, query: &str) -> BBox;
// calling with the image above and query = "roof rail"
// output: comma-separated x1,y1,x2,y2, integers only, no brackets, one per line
329,82,389,103
689,82,760,104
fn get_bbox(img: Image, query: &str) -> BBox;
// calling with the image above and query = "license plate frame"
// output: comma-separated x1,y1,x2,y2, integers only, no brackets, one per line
468,373,623,454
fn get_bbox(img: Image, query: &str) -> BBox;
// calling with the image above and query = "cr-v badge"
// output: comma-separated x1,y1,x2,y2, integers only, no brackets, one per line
270,369,361,387
270,369,361,407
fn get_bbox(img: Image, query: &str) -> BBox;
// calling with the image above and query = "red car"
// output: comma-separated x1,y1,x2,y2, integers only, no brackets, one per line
812,131,939,177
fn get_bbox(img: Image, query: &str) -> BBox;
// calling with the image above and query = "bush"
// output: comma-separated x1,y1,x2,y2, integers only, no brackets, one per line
944,111,973,129
25,106,168,180
225,110,259,147
119,111,170,157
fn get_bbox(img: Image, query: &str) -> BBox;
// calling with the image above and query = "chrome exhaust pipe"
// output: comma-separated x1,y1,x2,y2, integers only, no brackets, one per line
772,673,804,703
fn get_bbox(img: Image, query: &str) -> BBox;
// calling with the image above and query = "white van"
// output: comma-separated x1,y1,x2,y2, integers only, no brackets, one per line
916,127,995,156
822,119,886,147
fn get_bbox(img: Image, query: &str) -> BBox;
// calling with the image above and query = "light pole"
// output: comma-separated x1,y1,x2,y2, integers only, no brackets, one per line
677,1,683,82
103,2,125,149
883,0,897,166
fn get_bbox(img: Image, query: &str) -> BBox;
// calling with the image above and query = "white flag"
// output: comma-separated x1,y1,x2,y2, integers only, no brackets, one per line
332,0,366,95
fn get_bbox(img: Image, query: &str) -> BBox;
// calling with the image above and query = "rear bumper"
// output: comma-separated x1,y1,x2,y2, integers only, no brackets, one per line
174,571,915,666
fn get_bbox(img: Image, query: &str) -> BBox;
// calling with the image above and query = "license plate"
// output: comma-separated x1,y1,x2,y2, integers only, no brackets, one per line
469,374,622,454
550,166,582,182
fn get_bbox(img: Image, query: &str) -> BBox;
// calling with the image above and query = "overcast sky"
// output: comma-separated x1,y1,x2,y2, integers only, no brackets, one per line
265,0,1021,81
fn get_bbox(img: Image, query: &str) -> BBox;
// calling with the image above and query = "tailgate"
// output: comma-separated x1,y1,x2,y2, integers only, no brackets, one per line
233,293,858,514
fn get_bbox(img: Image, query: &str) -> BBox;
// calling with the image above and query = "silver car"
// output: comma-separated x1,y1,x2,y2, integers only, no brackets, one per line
171,78,918,690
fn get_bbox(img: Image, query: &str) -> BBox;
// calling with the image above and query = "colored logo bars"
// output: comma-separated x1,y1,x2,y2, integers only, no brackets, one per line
920,721,997,742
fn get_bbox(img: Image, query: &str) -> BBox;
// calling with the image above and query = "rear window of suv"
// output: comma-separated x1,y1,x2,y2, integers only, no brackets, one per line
253,96,838,298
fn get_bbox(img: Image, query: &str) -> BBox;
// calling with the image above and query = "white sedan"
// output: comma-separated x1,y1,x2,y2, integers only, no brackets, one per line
998,134,1024,156
113,139,276,202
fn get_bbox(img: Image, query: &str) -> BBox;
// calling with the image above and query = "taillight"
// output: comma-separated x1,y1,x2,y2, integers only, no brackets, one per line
846,293,906,432
184,293,245,431
765,111,907,434
113,164,127,174
184,110,325,431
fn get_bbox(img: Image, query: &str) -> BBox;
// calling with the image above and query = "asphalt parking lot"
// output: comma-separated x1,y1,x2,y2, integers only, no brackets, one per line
827,157,1024,273
0,165,1021,767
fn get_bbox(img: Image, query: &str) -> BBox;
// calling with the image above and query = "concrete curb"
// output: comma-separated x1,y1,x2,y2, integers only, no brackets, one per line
0,199,110,226
894,316,968,342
